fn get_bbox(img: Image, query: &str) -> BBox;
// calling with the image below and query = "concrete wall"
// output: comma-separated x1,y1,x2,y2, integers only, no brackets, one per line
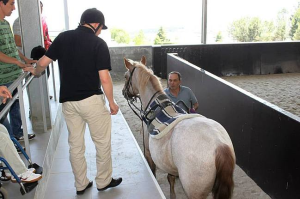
154,42,300,78
167,53,300,199
109,46,153,81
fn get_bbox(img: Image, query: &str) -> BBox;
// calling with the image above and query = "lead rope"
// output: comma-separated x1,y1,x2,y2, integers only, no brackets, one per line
124,67,162,155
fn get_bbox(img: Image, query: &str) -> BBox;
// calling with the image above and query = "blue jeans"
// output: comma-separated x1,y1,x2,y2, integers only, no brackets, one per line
0,82,23,138
1,117,13,137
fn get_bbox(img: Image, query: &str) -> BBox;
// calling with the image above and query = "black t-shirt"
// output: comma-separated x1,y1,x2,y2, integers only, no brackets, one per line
46,26,111,103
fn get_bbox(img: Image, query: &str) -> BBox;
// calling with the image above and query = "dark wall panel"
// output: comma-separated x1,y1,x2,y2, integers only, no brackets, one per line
155,42,300,78
167,54,300,199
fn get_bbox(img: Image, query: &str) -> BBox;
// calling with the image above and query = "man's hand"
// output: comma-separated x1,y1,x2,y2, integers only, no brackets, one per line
23,56,52,76
16,61,32,69
109,101,119,115
23,66,40,76
0,86,12,104
24,57,37,65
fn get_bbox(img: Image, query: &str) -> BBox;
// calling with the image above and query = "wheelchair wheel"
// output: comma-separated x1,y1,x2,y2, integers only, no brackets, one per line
0,186,8,199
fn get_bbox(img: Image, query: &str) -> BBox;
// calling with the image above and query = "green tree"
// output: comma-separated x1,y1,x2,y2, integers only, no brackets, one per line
247,17,263,41
293,27,300,40
273,9,288,41
110,28,130,44
289,3,300,40
133,30,146,45
154,27,170,44
228,17,248,42
215,31,222,42
229,9,292,42
229,17,263,42
260,21,275,41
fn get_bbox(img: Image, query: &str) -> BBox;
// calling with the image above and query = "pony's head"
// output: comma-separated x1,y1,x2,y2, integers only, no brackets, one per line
122,56,146,100
123,56,162,100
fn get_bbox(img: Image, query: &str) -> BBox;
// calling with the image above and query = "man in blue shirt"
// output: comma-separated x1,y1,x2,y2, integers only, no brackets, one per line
164,71,198,113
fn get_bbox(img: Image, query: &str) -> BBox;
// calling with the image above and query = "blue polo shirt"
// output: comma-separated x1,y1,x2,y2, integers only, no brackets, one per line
164,85,198,112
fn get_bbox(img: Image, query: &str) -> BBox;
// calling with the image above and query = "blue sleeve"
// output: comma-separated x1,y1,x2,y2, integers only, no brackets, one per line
189,88,198,104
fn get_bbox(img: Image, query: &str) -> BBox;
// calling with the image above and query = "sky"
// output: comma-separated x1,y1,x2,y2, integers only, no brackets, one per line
8,0,300,44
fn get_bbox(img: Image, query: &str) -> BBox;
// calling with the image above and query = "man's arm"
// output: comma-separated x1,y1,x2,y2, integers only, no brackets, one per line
23,55,52,75
0,52,31,68
99,69,119,115
189,88,198,110
193,102,199,110
14,35,22,47
18,50,37,64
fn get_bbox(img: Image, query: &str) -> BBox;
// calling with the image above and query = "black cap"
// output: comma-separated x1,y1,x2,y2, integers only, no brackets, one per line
80,8,107,30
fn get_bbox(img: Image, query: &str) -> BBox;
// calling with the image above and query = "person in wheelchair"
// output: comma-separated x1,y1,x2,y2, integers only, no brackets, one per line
0,124,42,183
164,71,198,113
0,86,42,183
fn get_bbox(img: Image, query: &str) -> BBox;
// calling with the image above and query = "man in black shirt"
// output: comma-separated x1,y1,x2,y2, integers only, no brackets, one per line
24,8,122,195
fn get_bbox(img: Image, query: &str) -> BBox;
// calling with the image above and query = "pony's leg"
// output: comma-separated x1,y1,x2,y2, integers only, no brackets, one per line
142,126,157,176
167,174,176,199
145,147,156,177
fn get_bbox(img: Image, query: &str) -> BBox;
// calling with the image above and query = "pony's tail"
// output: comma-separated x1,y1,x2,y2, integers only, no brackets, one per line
212,144,235,199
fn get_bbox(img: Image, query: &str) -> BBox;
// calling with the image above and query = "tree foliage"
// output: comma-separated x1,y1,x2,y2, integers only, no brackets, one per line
133,30,147,45
215,31,222,42
260,21,275,41
110,28,130,44
273,9,288,41
154,27,170,44
229,10,288,42
229,17,263,42
290,3,300,40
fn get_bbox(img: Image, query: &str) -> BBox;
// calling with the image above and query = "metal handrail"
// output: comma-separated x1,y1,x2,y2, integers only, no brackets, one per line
0,71,34,158
0,72,33,117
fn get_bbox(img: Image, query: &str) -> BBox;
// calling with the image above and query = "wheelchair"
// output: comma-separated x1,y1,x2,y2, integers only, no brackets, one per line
0,137,43,198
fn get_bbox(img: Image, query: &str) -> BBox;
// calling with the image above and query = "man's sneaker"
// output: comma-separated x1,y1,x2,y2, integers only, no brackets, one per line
11,169,41,183
16,134,36,142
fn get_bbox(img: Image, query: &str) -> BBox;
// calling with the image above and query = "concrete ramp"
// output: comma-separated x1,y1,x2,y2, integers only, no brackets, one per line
43,110,165,199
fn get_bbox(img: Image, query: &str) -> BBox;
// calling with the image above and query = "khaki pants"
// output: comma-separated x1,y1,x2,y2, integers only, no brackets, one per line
62,94,112,191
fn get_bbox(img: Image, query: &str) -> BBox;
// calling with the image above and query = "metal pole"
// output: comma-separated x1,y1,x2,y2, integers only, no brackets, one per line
201,0,207,44
51,62,57,101
18,84,31,159
38,75,47,132
63,0,69,31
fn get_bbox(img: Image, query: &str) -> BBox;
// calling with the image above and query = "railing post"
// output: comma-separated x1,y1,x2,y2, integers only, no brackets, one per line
17,84,31,159
38,76,48,133
18,0,52,132
201,0,207,44
51,62,57,101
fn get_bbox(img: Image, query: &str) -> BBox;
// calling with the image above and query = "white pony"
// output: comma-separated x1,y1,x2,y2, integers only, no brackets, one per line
123,56,236,199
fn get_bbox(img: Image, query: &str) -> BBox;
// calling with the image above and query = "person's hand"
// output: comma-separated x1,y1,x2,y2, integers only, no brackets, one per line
109,101,119,115
16,61,32,69
24,57,37,65
23,66,40,76
0,86,12,104
189,108,196,113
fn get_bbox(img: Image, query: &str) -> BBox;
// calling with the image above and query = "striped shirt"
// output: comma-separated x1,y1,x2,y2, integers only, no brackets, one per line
0,19,22,84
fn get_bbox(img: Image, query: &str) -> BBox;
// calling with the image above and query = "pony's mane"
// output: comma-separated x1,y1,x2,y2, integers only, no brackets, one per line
133,61,163,94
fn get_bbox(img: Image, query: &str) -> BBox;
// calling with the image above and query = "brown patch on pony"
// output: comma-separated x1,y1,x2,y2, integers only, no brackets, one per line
213,144,235,199
132,61,163,94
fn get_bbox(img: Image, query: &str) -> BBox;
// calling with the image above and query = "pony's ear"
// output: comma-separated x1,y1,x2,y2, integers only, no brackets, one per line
141,56,146,65
124,58,133,70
